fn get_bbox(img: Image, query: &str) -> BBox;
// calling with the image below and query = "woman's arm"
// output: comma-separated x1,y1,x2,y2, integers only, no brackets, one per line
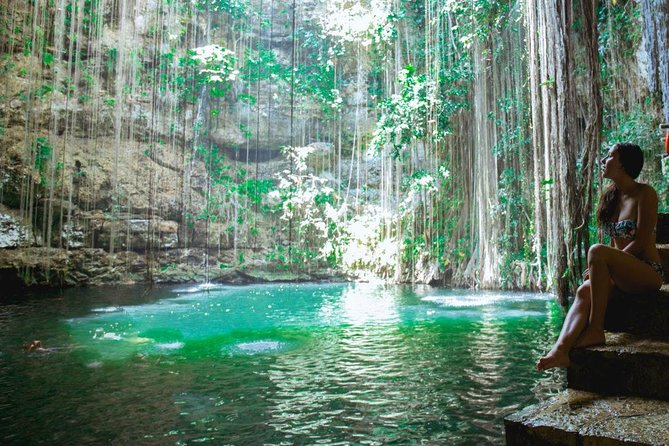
622,185,658,256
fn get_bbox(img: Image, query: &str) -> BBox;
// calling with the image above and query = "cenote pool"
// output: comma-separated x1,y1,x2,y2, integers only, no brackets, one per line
0,283,566,445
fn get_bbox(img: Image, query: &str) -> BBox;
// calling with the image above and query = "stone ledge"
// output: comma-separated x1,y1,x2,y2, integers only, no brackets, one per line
505,389,669,445
568,332,669,400
658,213,669,244
657,244,669,284
581,332,669,355
605,285,669,338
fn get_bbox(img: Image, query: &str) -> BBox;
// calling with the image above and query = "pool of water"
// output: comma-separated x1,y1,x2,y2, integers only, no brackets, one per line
0,283,565,445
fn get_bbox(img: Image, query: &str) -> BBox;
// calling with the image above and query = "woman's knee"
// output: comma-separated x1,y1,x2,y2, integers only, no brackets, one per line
588,243,609,265
576,283,590,302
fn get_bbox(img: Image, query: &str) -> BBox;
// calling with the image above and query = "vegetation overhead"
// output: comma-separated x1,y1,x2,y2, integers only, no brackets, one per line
0,0,668,303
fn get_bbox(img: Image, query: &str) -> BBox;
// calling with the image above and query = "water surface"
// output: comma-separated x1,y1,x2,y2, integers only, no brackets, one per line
0,283,565,444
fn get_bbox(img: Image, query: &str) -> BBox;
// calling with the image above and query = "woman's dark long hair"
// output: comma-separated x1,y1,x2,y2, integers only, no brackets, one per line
596,143,643,225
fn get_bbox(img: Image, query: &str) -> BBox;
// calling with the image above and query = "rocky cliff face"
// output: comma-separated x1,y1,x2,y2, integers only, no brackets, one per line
0,0,365,288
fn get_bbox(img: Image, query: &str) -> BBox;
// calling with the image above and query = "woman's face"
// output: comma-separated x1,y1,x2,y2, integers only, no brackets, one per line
601,146,623,179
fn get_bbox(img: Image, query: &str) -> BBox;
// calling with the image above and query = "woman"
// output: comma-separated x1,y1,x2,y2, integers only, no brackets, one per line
537,142,664,371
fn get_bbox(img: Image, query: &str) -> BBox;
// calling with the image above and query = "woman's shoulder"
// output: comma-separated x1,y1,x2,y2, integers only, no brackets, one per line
638,183,658,200
636,183,658,210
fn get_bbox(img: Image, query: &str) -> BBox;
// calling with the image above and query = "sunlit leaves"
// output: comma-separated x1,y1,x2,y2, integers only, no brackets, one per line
202,0,249,19
319,0,397,48
369,65,444,157
191,45,239,84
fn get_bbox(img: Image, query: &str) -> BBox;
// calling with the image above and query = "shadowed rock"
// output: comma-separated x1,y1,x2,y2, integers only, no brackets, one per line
604,285,669,338
568,332,669,400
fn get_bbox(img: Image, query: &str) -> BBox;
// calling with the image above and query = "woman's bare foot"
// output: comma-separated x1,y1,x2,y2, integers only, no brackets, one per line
536,348,570,371
574,327,606,348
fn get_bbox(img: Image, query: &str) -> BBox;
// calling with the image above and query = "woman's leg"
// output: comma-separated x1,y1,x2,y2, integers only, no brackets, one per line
536,282,591,370
538,244,662,370
575,244,663,347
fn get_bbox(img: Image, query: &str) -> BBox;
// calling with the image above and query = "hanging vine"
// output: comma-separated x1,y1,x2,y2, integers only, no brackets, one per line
0,0,666,296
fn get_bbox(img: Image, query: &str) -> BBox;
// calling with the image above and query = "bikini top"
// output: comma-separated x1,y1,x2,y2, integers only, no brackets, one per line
604,219,637,240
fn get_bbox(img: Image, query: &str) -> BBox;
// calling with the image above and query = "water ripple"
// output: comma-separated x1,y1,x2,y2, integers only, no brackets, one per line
0,284,564,445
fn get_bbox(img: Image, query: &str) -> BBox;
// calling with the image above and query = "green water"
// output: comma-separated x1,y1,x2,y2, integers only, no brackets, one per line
0,283,565,445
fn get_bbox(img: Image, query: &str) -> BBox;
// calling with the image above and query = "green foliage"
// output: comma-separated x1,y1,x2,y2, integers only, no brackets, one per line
31,137,61,187
445,0,511,48
370,65,447,157
107,47,117,70
402,235,425,264
598,0,641,59
499,183,533,285
11,0,660,291
81,0,101,35
33,84,52,99
288,29,343,115
160,262,176,272
200,0,249,20
42,52,54,67
602,107,658,151
33,137,52,173
603,107,669,210
23,36,32,56
243,48,283,83
238,179,274,206
175,53,199,103
265,244,288,269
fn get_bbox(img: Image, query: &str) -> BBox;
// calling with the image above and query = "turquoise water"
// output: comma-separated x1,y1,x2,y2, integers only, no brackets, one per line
0,283,565,445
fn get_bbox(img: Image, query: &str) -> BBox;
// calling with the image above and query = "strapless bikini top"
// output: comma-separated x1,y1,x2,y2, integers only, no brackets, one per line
604,219,637,240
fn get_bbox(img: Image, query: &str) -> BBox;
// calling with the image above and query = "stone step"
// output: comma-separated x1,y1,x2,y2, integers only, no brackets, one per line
658,244,669,284
567,332,669,400
505,389,669,445
604,284,669,338
658,213,669,244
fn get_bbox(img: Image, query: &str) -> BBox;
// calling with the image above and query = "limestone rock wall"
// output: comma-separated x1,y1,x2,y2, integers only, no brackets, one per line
0,0,372,288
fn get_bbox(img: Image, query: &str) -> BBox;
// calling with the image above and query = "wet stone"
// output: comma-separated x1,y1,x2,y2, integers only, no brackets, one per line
505,389,669,446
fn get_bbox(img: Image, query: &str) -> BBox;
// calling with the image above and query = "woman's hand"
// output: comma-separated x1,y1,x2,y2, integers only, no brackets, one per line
582,268,590,280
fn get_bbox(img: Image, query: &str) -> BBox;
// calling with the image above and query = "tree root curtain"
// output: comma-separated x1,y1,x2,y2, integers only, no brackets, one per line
0,0,668,302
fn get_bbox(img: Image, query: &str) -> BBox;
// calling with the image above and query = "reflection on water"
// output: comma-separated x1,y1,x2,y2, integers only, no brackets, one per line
0,283,565,445
339,283,401,325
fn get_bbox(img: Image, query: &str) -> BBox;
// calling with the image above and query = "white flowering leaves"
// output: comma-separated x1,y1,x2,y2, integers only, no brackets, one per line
191,44,239,84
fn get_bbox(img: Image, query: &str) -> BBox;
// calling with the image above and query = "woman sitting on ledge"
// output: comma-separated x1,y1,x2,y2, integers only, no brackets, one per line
537,142,665,371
